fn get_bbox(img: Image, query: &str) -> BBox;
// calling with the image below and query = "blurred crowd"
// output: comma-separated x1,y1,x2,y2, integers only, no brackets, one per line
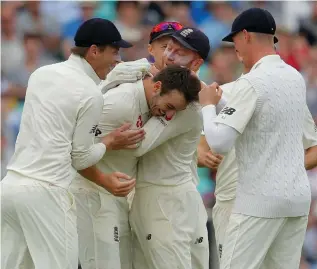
1,1,317,268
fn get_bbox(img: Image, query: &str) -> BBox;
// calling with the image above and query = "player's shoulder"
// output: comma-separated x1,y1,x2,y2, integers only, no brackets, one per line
177,102,202,125
220,81,236,95
103,82,137,106
101,83,137,116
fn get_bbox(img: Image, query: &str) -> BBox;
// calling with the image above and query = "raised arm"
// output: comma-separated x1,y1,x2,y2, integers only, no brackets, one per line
134,105,201,157
200,80,257,155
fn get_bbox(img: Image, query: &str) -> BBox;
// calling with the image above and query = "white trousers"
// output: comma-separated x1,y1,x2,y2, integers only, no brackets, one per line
129,181,209,269
212,200,233,261
71,188,132,269
220,212,308,269
1,172,78,269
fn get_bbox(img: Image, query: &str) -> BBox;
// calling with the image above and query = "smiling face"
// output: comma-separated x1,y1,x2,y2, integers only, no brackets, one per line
149,82,187,118
144,65,201,118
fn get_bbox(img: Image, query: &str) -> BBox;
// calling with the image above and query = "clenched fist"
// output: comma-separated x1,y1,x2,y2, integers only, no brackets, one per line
199,82,223,107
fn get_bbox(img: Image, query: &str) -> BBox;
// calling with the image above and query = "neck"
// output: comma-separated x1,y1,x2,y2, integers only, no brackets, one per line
85,57,104,80
249,45,276,68
142,77,153,108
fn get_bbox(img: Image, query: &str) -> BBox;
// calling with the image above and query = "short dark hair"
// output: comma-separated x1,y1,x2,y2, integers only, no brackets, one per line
153,65,201,103
70,45,108,58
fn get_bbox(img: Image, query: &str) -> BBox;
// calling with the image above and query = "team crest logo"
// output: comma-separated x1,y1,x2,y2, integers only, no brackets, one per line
180,28,193,38
136,115,143,128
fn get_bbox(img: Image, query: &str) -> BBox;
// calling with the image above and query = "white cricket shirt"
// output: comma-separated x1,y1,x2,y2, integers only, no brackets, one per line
214,81,317,203
71,80,150,193
215,55,311,217
135,103,203,188
5,54,106,189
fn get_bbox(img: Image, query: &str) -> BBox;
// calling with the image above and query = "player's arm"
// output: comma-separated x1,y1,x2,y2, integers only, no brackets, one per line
71,90,107,171
71,90,136,196
303,105,317,170
100,59,151,94
94,92,145,150
197,134,223,170
134,106,198,157
199,80,257,155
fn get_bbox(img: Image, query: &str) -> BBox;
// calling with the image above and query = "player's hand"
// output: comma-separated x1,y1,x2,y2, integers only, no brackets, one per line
102,172,136,197
198,150,223,170
102,123,146,150
199,82,223,107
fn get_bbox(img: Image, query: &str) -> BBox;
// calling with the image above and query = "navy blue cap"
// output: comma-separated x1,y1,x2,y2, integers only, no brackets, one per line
171,27,210,60
222,8,278,44
74,18,132,48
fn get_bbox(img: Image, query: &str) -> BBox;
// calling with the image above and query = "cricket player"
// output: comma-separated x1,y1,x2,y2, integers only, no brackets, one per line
70,64,202,269
201,69,317,262
200,8,312,269
129,28,217,269
147,21,183,74
1,19,142,269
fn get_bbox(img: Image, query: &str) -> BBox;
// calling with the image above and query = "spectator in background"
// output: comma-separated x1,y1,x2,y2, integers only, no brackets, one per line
17,1,61,57
1,3,24,77
200,46,239,85
164,1,196,27
200,2,236,50
61,1,96,59
2,32,57,175
114,1,145,60
114,1,142,43
6,32,57,90
299,1,317,46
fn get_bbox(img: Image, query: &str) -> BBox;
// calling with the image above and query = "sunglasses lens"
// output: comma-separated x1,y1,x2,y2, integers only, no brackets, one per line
151,22,183,34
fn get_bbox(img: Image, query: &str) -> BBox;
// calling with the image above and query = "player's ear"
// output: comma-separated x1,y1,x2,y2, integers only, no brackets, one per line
153,81,162,94
191,58,203,72
148,44,154,56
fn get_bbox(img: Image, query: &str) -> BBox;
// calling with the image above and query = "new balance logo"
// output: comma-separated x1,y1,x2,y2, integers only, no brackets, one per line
180,28,193,38
114,226,119,242
194,237,203,244
220,107,236,115
90,125,98,134
90,125,102,136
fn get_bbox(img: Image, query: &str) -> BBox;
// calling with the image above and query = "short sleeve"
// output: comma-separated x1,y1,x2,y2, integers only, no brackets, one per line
214,79,257,134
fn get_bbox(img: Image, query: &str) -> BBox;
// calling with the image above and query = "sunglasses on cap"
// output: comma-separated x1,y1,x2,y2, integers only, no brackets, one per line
151,22,183,34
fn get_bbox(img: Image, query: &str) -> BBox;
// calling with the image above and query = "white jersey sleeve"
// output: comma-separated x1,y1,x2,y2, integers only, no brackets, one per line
214,78,257,134
202,105,239,154
135,105,201,157
303,105,317,149
95,90,134,139
71,90,106,171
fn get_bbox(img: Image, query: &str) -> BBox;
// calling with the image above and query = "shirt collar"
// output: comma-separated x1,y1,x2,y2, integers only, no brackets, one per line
136,79,149,114
68,54,101,85
250,54,282,72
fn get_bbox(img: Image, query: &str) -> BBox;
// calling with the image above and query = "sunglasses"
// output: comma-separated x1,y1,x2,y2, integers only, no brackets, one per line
151,22,183,34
